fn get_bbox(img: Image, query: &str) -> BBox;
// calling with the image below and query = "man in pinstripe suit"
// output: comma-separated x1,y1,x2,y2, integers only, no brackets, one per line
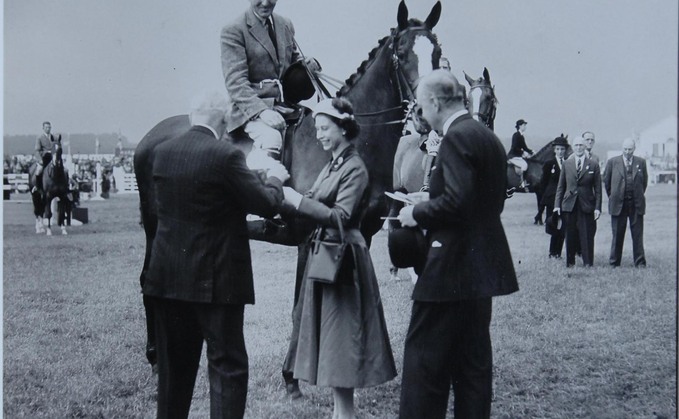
142,91,289,418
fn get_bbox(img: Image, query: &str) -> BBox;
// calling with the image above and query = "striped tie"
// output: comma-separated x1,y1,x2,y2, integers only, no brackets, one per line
576,158,581,175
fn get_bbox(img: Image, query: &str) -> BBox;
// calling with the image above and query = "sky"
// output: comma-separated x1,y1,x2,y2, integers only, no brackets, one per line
3,0,678,150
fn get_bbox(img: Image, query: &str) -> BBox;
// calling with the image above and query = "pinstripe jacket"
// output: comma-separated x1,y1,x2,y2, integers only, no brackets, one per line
143,126,284,304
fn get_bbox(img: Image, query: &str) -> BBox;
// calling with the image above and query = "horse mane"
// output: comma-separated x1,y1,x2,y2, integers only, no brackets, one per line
338,35,391,97
338,19,441,97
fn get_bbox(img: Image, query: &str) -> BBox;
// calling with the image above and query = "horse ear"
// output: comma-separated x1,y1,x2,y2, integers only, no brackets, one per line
397,1,409,31
464,71,474,86
424,1,442,29
483,67,491,84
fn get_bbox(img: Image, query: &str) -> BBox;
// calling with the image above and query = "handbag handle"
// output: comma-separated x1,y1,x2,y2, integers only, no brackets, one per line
312,211,346,254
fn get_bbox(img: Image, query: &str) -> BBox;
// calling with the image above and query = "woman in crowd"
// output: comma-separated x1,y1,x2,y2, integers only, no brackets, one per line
282,97,396,419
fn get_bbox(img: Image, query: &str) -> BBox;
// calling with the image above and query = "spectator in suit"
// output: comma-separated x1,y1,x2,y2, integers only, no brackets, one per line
554,136,602,267
582,131,600,166
142,91,289,419
603,138,648,267
540,135,569,258
221,0,319,161
397,70,518,419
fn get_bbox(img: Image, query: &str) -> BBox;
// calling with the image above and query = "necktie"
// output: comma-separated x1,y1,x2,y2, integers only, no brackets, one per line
265,18,278,55
559,157,563,168
576,158,582,175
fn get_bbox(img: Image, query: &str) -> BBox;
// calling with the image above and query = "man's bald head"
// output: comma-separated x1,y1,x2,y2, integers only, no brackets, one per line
415,70,466,131
622,138,636,160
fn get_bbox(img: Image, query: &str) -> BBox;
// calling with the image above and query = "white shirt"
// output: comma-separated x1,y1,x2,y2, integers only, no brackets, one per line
195,123,219,140
442,109,469,134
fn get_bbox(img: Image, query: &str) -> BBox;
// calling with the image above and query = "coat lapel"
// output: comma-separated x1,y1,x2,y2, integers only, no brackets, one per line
631,156,638,180
247,10,279,66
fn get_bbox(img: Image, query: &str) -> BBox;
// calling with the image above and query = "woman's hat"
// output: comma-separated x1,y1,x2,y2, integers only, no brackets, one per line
552,135,569,147
388,226,427,274
515,119,527,128
281,61,316,104
312,98,354,120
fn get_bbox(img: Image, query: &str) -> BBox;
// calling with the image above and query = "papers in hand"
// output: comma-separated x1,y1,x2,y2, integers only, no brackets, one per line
385,191,416,205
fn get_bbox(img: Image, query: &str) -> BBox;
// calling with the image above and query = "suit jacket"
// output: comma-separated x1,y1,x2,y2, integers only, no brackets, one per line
603,155,647,216
221,8,301,132
143,126,284,304
507,131,532,158
35,133,56,159
554,156,602,213
539,157,562,207
411,114,518,302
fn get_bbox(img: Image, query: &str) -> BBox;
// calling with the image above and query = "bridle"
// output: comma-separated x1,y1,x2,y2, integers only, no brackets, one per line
468,83,497,129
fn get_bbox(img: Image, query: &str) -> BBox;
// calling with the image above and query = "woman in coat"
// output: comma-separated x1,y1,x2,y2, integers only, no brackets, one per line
282,97,396,419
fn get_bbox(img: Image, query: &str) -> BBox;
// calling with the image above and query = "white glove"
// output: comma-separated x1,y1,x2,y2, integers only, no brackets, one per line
266,162,290,183
283,186,303,209
425,131,441,156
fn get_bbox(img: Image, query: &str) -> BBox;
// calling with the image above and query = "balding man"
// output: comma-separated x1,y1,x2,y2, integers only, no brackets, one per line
398,70,518,419
143,91,289,418
554,136,602,267
603,139,647,267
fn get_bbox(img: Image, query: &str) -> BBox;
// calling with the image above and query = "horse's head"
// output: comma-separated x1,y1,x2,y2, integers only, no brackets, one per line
52,135,64,168
464,68,498,131
393,1,442,98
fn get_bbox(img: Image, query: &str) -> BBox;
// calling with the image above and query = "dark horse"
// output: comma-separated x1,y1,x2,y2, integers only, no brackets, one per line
28,136,70,236
506,139,572,224
134,0,443,367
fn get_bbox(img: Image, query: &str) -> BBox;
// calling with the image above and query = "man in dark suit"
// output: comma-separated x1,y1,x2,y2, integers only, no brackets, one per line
554,136,602,267
540,135,569,258
603,138,648,267
397,70,518,419
221,0,319,159
143,91,289,418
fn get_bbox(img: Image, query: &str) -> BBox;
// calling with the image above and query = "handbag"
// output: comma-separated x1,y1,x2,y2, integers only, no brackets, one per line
306,212,347,284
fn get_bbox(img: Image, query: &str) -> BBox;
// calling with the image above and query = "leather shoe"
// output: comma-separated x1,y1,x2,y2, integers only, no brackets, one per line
286,381,302,399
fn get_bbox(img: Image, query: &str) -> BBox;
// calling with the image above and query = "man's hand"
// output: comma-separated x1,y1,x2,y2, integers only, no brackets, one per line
259,109,285,130
554,208,561,216
398,205,418,227
594,209,600,220
305,57,321,73
266,162,290,183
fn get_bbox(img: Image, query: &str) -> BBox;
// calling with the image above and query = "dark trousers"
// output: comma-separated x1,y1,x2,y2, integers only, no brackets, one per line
282,244,308,384
153,298,248,419
399,299,493,419
609,199,645,266
564,206,596,266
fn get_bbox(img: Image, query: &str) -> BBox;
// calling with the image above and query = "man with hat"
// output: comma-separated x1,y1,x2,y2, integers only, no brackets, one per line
539,135,569,258
397,70,518,418
221,0,320,161
507,119,533,189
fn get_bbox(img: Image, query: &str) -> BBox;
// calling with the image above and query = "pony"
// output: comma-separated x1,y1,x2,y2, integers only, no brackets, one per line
133,0,444,368
388,68,498,280
29,135,70,235
506,139,572,224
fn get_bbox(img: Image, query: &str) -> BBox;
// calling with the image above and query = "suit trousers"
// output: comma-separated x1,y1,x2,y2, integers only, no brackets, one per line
399,298,493,419
609,199,645,266
153,298,248,419
564,207,596,266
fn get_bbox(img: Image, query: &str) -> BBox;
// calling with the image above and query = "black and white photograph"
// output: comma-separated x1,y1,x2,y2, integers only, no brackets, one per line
3,0,677,417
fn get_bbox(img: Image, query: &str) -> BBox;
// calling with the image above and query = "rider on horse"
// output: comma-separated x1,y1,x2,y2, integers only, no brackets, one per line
32,121,58,193
220,0,321,165
507,118,534,189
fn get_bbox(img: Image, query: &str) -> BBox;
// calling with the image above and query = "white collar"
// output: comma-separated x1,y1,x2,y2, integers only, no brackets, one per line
195,123,219,139
442,109,468,134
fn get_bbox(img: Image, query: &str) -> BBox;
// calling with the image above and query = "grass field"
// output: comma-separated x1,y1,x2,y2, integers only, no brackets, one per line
3,184,677,418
